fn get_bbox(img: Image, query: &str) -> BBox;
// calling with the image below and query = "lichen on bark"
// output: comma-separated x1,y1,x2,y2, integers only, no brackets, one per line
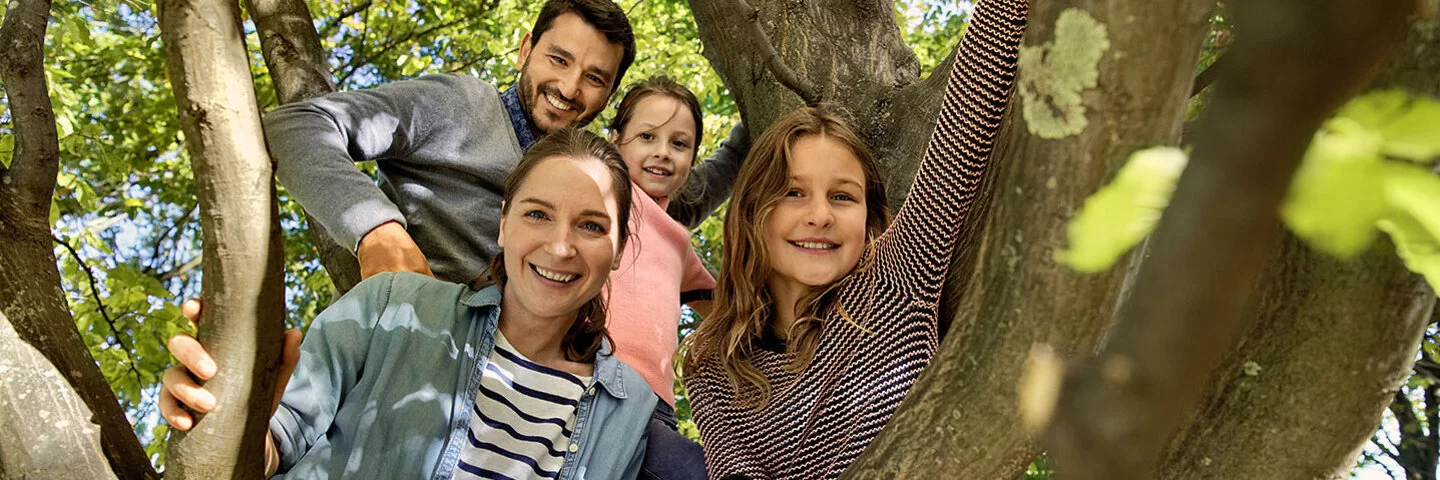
1018,8,1110,139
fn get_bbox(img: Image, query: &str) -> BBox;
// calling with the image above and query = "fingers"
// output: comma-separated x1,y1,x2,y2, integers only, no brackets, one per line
162,365,216,428
181,298,201,322
159,384,193,431
167,334,217,380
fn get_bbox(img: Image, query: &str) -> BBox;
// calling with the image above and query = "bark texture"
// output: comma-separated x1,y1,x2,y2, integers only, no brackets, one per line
0,310,117,480
1045,0,1415,478
158,0,288,476
245,0,362,294
1156,11,1440,479
687,0,949,208
0,1,157,478
844,1,1212,477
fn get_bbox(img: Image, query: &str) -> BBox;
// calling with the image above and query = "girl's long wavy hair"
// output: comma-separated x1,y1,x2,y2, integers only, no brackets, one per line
681,107,889,407
471,127,635,362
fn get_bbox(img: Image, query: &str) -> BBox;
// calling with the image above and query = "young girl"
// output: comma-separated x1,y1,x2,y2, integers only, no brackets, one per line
161,128,656,479
681,1,1029,478
604,75,731,479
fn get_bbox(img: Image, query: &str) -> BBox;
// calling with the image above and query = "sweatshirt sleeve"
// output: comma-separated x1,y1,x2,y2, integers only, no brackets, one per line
872,0,1028,302
265,74,494,251
665,122,751,230
269,273,395,473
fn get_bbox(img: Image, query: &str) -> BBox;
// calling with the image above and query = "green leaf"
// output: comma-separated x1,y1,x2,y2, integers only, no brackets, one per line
1337,89,1440,161
1058,147,1188,272
1377,163,1440,295
0,134,13,169
1280,120,1388,258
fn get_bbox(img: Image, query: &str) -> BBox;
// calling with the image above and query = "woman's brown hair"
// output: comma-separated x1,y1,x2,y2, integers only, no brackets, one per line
473,127,635,362
682,106,889,407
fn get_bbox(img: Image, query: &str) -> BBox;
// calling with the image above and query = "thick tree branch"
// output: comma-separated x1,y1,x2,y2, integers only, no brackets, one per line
1045,0,1415,477
0,0,158,477
730,0,819,105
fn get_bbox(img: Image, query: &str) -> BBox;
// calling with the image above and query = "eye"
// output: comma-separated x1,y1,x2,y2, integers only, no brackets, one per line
524,209,549,221
784,188,804,198
580,221,608,234
549,55,567,67
587,73,607,87
638,132,655,141
831,192,858,202
671,139,691,150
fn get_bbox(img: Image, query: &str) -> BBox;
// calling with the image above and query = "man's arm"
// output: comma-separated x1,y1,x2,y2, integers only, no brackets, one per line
665,122,751,229
265,74,487,277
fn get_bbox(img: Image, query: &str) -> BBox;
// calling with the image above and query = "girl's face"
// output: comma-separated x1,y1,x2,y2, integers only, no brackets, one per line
613,95,697,201
762,135,870,294
498,156,622,323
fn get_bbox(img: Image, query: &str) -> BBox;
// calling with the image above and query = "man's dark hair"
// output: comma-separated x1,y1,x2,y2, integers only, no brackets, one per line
530,0,637,91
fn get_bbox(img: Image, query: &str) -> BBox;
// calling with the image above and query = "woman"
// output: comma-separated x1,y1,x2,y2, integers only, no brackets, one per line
681,0,1029,477
161,128,655,479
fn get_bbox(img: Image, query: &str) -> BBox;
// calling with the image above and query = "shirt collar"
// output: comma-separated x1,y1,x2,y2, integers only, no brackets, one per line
499,86,538,151
462,283,629,399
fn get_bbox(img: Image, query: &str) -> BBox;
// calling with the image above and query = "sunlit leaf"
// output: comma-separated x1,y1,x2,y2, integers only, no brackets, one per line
1337,89,1440,161
1279,119,1388,258
1057,147,1188,272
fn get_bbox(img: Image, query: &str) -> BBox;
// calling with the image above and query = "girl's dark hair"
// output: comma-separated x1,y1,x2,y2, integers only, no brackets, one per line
474,127,635,362
608,75,705,151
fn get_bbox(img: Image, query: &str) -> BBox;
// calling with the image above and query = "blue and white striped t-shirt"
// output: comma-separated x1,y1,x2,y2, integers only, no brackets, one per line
454,331,591,479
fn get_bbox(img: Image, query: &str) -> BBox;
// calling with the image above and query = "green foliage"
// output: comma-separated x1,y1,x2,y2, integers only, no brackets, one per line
1281,91,1440,292
1057,147,1187,272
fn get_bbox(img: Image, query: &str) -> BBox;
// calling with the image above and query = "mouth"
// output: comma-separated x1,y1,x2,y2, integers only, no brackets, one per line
789,240,839,251
531,263,580,284
543,91,576,112
642,166,673,178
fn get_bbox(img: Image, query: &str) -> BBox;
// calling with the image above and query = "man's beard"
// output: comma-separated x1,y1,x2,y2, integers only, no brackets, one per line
517,60,602,135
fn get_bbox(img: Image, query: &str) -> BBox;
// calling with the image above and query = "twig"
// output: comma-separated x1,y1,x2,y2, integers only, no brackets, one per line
731,0,820,105
52,234,144,390
318,0,375,38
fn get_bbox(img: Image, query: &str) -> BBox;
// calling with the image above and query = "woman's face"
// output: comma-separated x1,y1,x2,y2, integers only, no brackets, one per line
498,156,622,322
613,95,697,201
762,134,870,294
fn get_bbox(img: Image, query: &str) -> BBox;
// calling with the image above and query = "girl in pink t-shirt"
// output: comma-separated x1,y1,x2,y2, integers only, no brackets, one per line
606,75,733,480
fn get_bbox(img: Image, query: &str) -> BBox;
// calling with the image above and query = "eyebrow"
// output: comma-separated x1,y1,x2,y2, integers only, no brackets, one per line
546,45,615,84
517,198,613,222
790,175,864,189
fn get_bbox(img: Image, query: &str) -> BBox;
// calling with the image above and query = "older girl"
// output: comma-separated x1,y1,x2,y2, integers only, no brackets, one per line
681,0,1029,477
161,128,655,479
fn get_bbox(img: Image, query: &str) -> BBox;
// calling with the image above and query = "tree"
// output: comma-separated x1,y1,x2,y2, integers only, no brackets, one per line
154,0,288,474
2,0,1438,478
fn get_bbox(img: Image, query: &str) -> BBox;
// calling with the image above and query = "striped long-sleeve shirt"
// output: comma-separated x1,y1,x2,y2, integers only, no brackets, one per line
683,1,1029,478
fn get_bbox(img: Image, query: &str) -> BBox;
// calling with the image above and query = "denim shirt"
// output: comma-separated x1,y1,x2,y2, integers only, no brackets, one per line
269,272,656,479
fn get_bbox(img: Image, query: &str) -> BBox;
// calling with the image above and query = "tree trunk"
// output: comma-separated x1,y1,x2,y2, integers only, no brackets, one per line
1045,0,1414,477
687,0,949,208
0,0,157,478
1155,10,1440,479
0,310,117,479
845,1,1212,477
158,0,288,476
245,0,362,294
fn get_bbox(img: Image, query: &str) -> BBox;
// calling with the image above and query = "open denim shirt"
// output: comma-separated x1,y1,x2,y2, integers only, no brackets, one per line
269,272,655,479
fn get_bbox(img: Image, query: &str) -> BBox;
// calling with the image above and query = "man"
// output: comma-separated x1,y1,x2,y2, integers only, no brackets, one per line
266,0,744,285
264,1,746,479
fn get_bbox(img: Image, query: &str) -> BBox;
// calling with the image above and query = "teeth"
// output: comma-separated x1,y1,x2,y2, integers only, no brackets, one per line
534,265,578,283
794,241,837,250
643,167,671,176
545,93,573,111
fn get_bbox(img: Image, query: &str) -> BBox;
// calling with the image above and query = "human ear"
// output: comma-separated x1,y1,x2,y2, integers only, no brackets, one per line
515,33,534,69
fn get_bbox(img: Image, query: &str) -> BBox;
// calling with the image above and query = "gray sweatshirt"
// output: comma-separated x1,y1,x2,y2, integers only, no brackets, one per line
265,73,748,284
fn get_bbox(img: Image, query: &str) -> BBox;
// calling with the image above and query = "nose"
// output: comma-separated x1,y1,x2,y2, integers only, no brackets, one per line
557,71,582,102
546,230,577,258
804,197,835,228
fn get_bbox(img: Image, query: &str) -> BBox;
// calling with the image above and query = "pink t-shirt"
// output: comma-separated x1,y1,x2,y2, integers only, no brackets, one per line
607,187,715,406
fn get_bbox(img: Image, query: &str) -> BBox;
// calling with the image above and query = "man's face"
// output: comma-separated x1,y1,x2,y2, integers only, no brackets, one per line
515,12,625,134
